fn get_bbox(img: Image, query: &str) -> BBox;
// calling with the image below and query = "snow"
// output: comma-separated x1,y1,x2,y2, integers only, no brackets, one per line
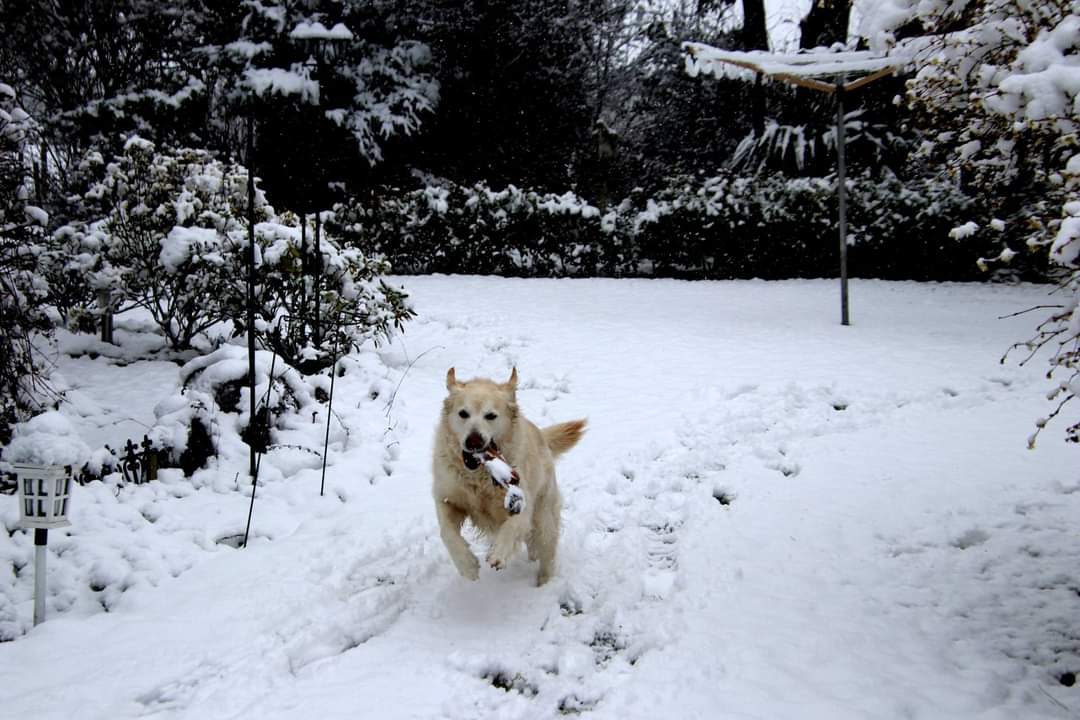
995,14,1080,123
949,221,979,239
289,21,353,41
1052,204,1080,266
3,412,91,467
854,0,917,51
242,67,319,104
223,40,272,59
23,205,48,226
1,277,1078,719
481,453,515,488
160,226,219,273
684,43,908,83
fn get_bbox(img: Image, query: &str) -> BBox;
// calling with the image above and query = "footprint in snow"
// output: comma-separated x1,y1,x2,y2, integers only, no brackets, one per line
951,528,990,550
281,531,438,673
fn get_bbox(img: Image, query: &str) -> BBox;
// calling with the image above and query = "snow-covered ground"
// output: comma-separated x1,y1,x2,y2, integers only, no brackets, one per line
1,277,1078,719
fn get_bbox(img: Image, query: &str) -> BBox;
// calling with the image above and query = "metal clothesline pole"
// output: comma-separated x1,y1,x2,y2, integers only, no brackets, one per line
683,43,903,327
836,78,849,326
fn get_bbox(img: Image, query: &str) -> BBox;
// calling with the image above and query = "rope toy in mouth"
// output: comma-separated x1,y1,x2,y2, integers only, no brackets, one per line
469,443,525,515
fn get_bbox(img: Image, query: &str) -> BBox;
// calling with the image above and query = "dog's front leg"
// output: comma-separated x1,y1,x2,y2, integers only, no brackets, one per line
486,513,530,571
436,500,479,580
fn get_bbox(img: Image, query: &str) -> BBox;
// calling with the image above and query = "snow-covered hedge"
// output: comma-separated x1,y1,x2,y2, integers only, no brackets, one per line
333,183,621,276
334,172,987,280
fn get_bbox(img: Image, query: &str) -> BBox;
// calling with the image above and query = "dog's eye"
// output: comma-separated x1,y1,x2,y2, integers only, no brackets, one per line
485,412,497,421
458,410,470,419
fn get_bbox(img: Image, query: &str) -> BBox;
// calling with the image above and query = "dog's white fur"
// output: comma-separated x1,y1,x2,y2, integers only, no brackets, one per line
432,368,585,586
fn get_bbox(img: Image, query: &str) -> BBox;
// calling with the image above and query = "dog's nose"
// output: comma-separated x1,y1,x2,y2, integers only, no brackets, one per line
465,432,486,451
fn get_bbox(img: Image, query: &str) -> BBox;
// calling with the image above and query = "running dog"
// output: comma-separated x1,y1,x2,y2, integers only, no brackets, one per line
432,368,585,586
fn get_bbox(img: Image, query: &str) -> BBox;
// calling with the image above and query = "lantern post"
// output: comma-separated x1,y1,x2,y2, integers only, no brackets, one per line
15,464,73,626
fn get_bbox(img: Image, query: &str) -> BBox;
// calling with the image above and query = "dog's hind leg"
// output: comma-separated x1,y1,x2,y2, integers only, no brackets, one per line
436,500,480,581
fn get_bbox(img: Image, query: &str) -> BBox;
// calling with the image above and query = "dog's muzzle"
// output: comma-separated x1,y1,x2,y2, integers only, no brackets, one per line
462,433,495,470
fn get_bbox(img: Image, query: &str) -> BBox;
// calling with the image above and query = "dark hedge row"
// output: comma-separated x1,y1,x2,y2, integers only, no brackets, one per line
332,171,1015,281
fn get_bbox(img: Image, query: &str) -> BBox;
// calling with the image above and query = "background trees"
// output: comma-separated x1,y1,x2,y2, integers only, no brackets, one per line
2,0,1075,436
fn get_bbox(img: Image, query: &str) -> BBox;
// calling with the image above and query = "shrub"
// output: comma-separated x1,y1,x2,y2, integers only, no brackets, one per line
335,173,987,282
54,139,413,368
0,82,55,442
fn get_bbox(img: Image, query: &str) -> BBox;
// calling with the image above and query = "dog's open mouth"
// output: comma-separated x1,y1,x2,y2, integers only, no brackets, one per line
462,450,482,470
462,440,498,470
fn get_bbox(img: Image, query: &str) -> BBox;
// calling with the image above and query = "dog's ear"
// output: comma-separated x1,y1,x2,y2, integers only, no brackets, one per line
504,367,518,392
446,367,459,391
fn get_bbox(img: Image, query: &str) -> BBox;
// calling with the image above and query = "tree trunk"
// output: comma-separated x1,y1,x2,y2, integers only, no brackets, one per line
740,0,769,50
740,0,769,134
800,0,852,50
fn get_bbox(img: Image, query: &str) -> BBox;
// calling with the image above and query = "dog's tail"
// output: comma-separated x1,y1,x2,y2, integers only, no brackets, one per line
542,419,587,459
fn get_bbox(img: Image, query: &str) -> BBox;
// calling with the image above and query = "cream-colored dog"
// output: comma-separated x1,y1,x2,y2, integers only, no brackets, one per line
433,367,585,586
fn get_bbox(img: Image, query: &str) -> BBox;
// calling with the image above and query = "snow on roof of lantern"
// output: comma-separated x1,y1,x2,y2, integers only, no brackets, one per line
684,42,911,93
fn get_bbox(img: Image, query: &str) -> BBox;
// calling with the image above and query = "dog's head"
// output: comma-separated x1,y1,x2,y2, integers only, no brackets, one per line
443,367,518,470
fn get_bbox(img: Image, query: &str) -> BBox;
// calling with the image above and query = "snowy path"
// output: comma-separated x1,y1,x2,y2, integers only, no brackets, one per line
1,278,1077,719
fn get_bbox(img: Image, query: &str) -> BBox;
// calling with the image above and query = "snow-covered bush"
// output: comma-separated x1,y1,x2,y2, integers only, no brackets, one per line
333,183,620,277
147,345,325,474
338,173,980,280
68,138,265,351
863,0,1080,442
54,139,413,367
242,215,414,373
3,411,91,468
0,82,56,442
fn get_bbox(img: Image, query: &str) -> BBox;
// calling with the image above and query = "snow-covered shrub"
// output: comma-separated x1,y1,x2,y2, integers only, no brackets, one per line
847,172,983,280
148,345,324,473
37,221,102,332
865,0,1080,441
244,215,414,373
333,182,621,277
69,138,267,351
345,173,979,281
0,82,56,442
55,139,413,367
731,111,905,175
3,411,91,468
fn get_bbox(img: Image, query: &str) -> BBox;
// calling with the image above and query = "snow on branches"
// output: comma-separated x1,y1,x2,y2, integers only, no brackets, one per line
53,139,414,365
0,82,55,442
859,0,1080,442
214,1,438,165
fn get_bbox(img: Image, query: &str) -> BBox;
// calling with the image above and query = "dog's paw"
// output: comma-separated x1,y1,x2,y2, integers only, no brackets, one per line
453,552,480,581
486,550,509,571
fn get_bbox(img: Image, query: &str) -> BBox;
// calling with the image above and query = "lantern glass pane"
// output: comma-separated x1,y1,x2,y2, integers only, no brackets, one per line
38,479,46,495
53,499,62,516
64,477,72,494
37,500,45,517
62,499,68,516
24,500,33,516
55,478,63,495
23,479,32,496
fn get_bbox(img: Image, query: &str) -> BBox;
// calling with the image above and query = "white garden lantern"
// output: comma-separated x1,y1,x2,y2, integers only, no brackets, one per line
16,463,73,529
15,463,73,626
